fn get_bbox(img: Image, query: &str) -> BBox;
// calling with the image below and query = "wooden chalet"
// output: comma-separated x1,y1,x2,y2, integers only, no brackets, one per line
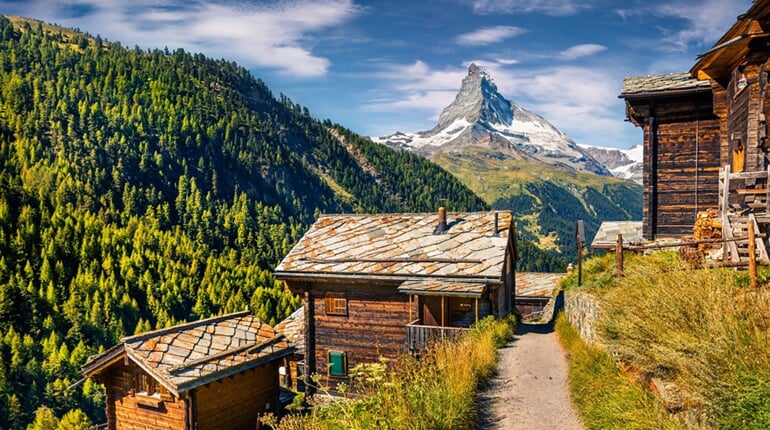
80,311,293,430
273,209,516,389
620,0,770,264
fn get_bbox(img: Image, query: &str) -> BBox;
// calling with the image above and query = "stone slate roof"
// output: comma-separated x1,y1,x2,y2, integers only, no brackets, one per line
274,211,513,283
81,311,292,396
398,280,488,297
620,72,711,97
515,272,565,298
274,306,305,356
591,221,644,249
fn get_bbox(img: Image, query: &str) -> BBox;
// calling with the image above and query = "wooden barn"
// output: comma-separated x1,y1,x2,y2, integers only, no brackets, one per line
619,73,721,239
80,311,293,430
273,209,516,390
621,0,770,258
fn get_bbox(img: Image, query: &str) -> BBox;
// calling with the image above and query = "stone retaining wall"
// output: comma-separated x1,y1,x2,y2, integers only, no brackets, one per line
563,290,601,345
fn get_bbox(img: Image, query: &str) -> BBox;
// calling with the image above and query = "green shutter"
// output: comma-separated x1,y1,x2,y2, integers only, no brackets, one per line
328,351,346,376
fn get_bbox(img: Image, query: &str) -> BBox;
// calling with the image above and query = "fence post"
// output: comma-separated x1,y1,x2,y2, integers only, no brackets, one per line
615,233,624,277
576,220,585,287
749,219,757,289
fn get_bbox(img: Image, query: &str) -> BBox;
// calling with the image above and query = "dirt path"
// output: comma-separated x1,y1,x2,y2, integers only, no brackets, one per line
477,295,584,429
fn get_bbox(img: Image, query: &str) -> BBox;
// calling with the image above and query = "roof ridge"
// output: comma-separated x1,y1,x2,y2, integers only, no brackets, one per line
121,310,253,343
317,210,510,218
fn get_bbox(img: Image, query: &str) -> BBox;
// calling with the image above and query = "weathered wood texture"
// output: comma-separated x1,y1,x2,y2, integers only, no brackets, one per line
628,92,721,239
195,362,279,430
319,283,413,386
103,361,187,430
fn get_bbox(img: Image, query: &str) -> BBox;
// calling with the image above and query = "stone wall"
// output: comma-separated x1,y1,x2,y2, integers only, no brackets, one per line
563,290,601,345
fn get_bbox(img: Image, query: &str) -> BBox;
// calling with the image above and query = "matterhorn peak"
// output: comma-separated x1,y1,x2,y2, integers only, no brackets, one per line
371,64,611,176
435,63,513,129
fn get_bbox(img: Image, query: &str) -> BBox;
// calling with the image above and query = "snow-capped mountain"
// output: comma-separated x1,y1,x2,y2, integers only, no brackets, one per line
579,144,643,184
372,63,611,176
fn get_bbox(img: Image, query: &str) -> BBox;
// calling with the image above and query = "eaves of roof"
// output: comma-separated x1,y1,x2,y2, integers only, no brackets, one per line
273,270,504,285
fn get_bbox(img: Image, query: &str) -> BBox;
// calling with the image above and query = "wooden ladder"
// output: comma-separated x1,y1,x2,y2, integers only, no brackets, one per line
722,213,770,265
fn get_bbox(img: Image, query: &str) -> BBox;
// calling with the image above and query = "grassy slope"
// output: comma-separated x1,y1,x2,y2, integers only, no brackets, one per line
432,147,642,260
560,252,770,429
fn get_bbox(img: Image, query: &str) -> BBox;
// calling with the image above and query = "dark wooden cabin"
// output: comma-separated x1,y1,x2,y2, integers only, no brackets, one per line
80,311,293,430
620,0,770,262
620,73,721,239
273,209,516,390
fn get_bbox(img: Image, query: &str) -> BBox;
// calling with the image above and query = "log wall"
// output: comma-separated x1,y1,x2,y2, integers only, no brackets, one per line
307,282,415,389
195,361,279,430
103,361,187,430
628,92,721,238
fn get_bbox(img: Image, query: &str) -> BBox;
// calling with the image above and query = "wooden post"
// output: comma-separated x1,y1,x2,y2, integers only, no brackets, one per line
577,240,583,287
749,219,757,289
576,220,585,287
615,234,624,277
408,295,413,323
475,298,479,324
441,297,446,327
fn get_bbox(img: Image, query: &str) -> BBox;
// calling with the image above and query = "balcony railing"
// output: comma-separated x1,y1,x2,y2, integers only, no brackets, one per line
406,321,469,353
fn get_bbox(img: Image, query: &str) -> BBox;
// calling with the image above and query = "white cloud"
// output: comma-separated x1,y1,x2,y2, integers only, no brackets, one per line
470,0,592,16
558,43,607,60
4,0,360,77
455,25,527,46
615,0,751,53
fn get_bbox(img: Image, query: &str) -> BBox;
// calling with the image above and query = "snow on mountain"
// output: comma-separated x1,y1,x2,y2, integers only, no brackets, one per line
371,63,610,176
579,144,643,184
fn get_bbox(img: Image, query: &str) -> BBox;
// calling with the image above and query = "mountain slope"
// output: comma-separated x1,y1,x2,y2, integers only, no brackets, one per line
373,64,642,261
373,64,610,175
0,16,491,428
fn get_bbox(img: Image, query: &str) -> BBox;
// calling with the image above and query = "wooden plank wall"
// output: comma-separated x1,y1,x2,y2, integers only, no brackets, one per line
653,118,721,236
104,361,187,430
629,93,721,239
309,282,414,388
195,362,279,430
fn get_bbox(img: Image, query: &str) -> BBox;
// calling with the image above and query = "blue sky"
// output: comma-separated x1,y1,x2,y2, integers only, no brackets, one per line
2,0,753,149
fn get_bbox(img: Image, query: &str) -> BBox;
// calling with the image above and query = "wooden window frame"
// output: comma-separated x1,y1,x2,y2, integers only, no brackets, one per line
325,292,347,316
327,350,347,377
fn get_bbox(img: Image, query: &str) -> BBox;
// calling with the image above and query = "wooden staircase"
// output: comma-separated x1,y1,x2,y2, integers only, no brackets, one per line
719,165,770,265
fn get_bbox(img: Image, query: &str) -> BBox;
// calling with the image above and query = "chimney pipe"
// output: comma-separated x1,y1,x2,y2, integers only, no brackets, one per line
493,212,499,237
435,207,447,234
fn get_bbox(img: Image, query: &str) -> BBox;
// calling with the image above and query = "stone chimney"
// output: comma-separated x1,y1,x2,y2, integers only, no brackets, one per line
434,207,448,234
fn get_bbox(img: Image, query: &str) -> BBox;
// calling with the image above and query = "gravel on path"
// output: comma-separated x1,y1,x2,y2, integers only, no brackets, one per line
477,301,584,429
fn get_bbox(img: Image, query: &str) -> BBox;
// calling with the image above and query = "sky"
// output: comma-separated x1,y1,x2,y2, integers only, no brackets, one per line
1,0,755,149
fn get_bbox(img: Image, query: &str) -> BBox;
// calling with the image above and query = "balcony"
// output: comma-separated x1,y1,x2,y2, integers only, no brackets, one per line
406,320,470,353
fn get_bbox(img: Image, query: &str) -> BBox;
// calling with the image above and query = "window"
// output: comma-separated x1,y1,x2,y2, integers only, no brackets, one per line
325,292,347,316
134,373,159,396
327,351,347,377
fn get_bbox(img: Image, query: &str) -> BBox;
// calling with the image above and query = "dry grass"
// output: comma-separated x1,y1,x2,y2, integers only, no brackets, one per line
574,251,770,428
263,316,515,430
556,313,685,430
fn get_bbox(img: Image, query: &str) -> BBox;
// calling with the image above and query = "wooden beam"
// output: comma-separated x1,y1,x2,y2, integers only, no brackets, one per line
749,218,757,289
441,297,446,327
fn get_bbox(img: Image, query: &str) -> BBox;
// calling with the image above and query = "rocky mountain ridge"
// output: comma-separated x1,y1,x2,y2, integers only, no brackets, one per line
372,63,611,176
579,144,643,184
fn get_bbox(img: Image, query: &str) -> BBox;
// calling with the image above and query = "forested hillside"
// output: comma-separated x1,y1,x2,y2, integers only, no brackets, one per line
0,16,491,428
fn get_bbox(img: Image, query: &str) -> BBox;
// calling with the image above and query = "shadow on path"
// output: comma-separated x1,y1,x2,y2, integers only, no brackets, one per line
516,289,564,335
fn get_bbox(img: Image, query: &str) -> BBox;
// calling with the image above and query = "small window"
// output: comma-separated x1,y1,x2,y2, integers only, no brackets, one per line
134,373,160,397
327,351,347,377
325,292,347,316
